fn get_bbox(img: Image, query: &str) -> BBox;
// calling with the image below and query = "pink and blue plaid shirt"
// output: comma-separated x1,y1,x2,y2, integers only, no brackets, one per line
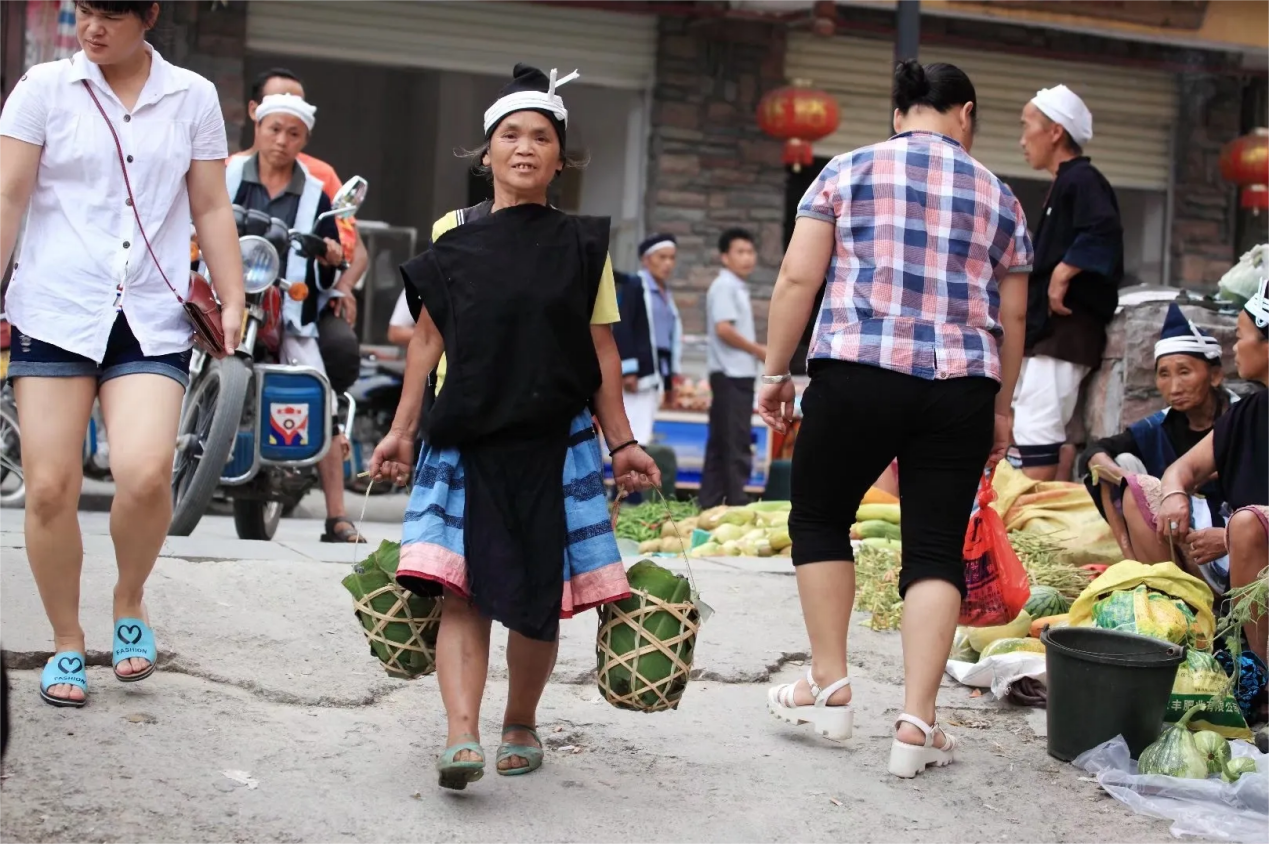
797,131,1034,383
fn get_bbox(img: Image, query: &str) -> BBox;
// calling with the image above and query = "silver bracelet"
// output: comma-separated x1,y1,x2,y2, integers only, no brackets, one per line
760,373,791,385
1160,489,1189,503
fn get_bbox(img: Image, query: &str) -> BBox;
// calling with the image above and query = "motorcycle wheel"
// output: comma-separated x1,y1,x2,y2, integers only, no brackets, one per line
232,498,282,541
0,399,24,509
169,356,250,536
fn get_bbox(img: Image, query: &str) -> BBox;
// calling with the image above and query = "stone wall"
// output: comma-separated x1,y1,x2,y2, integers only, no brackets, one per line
153,0,248,153
1081,301,1254,442
1171,72,1245,290
645,15,788,335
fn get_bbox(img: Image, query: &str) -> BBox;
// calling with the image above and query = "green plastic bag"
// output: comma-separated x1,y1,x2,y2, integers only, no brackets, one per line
1092,585,1198,645
1164,649,1253,741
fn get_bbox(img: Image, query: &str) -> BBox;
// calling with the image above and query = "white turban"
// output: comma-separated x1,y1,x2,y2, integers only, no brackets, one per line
1031,84,1093,147
256,93,316,131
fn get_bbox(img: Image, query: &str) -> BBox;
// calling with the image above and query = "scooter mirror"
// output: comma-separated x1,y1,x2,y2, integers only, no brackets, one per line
331,176,368,214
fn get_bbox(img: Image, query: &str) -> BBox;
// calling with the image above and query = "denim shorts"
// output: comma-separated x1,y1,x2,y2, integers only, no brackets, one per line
7,313,192,389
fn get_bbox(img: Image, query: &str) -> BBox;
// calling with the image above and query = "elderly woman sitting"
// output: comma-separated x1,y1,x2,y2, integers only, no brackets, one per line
1081,304,1237,590
1149,284,1268,664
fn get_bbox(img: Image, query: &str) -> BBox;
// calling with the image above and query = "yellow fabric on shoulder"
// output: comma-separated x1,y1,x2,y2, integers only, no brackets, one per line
426,209,619,393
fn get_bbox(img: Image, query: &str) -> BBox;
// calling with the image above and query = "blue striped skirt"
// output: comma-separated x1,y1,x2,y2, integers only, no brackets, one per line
396,411,630,616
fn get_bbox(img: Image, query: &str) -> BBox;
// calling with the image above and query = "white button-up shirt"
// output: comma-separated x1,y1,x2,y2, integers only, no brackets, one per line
0,46,228,362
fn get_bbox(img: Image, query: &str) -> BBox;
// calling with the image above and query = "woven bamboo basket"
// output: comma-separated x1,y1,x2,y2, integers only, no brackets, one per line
352,583,442,680
596,588,700,712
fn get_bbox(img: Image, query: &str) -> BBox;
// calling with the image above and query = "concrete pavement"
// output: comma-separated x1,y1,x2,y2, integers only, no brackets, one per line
0,509,1172,843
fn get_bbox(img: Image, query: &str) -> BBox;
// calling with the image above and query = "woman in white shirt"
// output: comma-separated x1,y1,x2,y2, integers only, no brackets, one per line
0,1,244,708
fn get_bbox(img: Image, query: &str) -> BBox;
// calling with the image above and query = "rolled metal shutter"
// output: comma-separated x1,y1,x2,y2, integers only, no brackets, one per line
247,1,657,90
786,32,1178,190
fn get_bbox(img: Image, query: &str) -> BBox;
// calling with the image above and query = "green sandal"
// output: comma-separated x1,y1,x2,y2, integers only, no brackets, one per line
496,724,544,776
436,736,485,790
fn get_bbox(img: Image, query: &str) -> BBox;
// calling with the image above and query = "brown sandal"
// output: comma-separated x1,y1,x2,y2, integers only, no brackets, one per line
321,517,367,544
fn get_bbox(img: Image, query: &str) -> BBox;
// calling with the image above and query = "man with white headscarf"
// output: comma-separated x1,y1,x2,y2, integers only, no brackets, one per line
226,93,368,543
614,233,683,447
1014,84,1124,481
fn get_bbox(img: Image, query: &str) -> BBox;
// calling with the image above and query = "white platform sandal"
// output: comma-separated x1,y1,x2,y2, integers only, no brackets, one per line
888,713,958,778
767,669,853,741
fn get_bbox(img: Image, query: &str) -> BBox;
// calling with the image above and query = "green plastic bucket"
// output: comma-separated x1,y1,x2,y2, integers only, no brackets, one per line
1041,626,1185,761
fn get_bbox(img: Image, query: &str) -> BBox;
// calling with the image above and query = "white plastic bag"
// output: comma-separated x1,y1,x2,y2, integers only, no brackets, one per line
945,652,1046,699
1217,244,1267,307
1073,735,1268,842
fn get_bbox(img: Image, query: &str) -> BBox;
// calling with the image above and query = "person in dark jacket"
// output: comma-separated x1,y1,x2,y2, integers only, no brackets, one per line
1014,84,1123,480
1078,303,1236,588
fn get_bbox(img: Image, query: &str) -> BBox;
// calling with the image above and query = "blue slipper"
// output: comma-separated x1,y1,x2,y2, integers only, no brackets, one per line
437,736,485,791
112,618,156,683
496,724,543,776
40,651,87,708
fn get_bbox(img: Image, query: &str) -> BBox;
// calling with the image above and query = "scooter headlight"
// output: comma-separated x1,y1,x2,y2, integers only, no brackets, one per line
240,235,281,295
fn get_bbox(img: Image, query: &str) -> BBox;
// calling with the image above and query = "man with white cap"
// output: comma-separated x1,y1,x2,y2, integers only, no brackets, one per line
226,93,368,543
1014,84,1124,481
614,233,683,448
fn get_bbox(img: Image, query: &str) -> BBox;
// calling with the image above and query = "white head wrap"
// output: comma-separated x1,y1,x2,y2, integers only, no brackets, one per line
483,68,579,136
255,93,316,132
1031,84,1093,147
1245,276,1269,334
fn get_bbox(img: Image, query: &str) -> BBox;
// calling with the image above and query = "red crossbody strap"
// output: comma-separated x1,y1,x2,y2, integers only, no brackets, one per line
81,80,185,305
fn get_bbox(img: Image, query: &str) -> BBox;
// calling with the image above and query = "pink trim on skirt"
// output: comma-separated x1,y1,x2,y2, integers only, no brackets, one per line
398,542,630,617
1124,473,1163,533
1227,505,1269,550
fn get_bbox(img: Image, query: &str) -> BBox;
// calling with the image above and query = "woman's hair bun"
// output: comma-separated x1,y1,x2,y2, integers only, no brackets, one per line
893,59,930,109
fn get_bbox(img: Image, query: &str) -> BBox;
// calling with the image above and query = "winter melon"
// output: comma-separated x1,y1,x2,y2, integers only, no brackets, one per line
979,637,1046,659
1024,585,1069,620
966,611,1032,653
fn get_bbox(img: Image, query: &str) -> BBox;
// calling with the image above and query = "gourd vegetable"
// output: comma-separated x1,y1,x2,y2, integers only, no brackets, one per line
1138,704,1209,780
1222,757,1258,783
1193,730,1231,775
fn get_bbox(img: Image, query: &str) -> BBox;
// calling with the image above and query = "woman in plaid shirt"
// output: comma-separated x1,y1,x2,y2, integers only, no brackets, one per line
761,60,1033,778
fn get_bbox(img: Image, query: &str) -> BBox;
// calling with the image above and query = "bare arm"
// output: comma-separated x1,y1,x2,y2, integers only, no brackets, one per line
1161,433,1218,497
388,303,444,438
0,137,41,274
387,324,414,347
995,272,1028,415
764,217,834,376
187,159,246,353
340,228,369,292
717,320,766,362
591,324,634,444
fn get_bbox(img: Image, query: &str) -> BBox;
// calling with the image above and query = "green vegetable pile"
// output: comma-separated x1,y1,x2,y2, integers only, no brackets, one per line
1009,531,1094,601
854,545,903,631
612,498,701,543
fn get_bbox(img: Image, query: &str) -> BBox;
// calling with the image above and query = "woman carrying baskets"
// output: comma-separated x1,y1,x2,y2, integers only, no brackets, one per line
0,1,244,708
369,63,659,790
758,61,1032,778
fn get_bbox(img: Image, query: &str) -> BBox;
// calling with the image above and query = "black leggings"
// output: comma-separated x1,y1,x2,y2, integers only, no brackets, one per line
789,361,998,597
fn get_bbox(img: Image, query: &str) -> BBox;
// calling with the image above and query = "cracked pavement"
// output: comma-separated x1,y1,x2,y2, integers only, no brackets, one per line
0,507,1174,842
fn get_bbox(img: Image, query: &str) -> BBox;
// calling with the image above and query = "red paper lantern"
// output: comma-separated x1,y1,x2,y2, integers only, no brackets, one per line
1219,128,1268,214
757,82,840,172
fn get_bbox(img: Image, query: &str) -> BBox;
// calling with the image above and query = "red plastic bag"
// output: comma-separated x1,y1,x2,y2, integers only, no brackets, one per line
959,470,1031,627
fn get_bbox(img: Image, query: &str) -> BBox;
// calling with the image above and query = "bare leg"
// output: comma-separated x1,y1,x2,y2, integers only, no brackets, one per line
1056,443,1076,483
319,434,363,540
436,592,492,761
1227,509,1268,664
500,631,558,771
99,374,184,676
13,377,97,702
1021,465,1059,482
897,578,960,747
787,561,855,706
1123,490,1173,564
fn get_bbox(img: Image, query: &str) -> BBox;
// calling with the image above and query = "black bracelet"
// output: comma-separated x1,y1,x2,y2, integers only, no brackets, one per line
608,439,639,457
